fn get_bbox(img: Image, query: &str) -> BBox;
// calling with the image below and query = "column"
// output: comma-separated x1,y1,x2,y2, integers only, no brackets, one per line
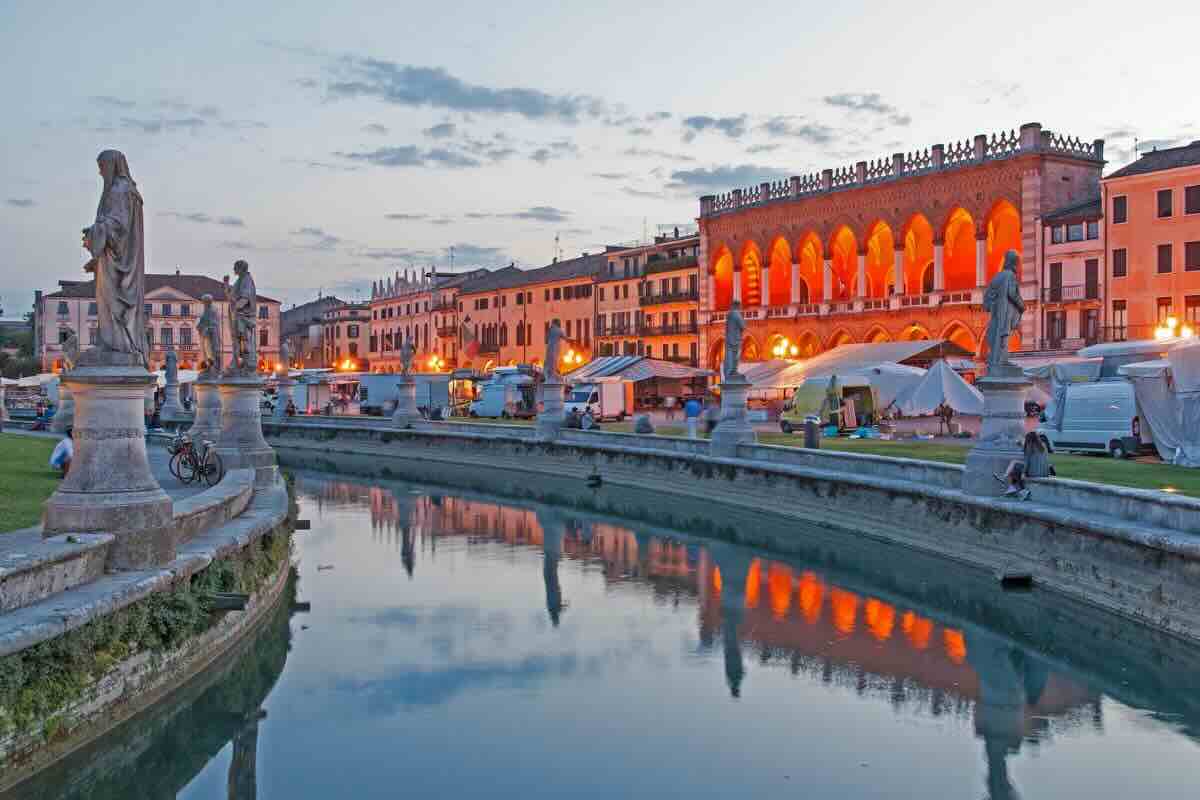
823,259,833,302
893,248,905,295
934,242,946,292
856,252,867,299
707,271,716,309
976,235,987,287
760,267,771,308
790,262,801,304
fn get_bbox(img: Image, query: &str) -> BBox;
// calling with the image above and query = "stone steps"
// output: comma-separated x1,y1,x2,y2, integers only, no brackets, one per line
0,530,114,614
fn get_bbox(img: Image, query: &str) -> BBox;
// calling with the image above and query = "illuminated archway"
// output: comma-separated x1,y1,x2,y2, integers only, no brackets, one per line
708,337,725,372
829,226,857,300
826,328,854,350
740,241,763,307
864,222,895,299
766,332,802,359
795,232,824,303
864,325,891,344
943,208,977,291
796,330,821,358
741,335,761,363
898,324,931,342
940,322,978,355
767,237,792,306
482,359,496,373
901,214,934,295
712,245,734,312
985,199,1022,281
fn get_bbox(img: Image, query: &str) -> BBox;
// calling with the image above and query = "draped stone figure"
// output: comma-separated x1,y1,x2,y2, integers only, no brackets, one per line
399,335,415,379
61,328,80,370
279,340,291,371
165,349,178,384
544,320,565,382
982,250,1025,369
723,300,746,380
80,150,147,367
197,293,221,375
224,260,258,373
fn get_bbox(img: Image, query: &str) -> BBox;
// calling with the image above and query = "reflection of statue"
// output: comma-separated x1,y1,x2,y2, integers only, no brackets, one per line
62,328,80,370
399,335,415,379
544,320,565,382
81,150,148,367
224,260,257,373
723,300,746,380
983,250,1025,369
197,293,221,375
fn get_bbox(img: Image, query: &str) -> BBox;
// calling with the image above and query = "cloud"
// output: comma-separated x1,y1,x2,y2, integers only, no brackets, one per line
624,146,695,163
120,117,206,134
285,158,361,172
291,226,342,250
357,246,434,261
628,127,652,137
160,211,245,227
682,114,748,142
760,116,836,145
90,95,135,109
6,198,35,208
592,172,630,180
746,143,782,154
530,140,578,164
218,239,264,251
336,145,481,168
822,92,910,126
429,217,454,226
423,122,457,139
666,163,790,192
448,243,508,264
621,187,662,199
362,123,389,135
645,111,672,122
509,206,569,223
325,58,607,122
384,213,428,221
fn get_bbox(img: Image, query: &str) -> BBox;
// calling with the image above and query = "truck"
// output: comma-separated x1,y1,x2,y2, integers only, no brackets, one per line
357,373,451,416
564,379,634,421
469,367,537,418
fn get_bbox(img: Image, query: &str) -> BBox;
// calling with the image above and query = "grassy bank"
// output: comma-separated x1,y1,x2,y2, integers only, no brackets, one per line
0,433,58,532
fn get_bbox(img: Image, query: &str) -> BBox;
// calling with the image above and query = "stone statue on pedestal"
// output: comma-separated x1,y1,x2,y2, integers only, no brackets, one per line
544,320,565,383
399,335,415,379
723,300,746,380
165,349,178,385
80,150,148,368
62,328,80,371
197,293,221,376
279,340,291,371
224,260,258,374
983,250,1025,370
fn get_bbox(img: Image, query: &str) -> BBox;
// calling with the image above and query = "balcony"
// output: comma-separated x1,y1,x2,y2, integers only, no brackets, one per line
477,342,500,355
638,323,699,337
639,289,700,307
643,253,699,275
597,325,635,338
436,326,459,338
431,300,457,313
1042,284,1100,303
661,355,699,367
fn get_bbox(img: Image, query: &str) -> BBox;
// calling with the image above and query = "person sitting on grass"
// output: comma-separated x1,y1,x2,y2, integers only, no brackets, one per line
49,427,74,477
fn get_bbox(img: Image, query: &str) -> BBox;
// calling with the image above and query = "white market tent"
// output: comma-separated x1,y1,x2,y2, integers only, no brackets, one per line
153,369,200,387
894,360,984,416
1118,339,1200,467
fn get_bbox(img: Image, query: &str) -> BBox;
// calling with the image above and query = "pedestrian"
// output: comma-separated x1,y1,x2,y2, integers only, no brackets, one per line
664,395,676,422
704,398,720,436
286,399,297,417
1023,431,1056,478
684,396,702,439
50,427,74,477
941,403,955,436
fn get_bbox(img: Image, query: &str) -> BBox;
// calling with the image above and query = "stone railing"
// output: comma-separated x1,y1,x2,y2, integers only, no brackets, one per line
699,123,1105,218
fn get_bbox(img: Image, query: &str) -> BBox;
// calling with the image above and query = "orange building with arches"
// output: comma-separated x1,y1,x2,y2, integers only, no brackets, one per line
698,123,1105,371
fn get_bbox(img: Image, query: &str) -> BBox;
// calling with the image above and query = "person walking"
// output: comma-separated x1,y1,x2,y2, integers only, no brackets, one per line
684,396,702,439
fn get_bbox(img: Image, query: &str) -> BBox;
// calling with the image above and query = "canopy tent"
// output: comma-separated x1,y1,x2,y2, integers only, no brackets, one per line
1118,341,1200,467
15,373,57,388
1022,358,1103,428
153,369,200,387
776,340,973,377
1077,338,1184,377
894,360,984,416
567,356,711,383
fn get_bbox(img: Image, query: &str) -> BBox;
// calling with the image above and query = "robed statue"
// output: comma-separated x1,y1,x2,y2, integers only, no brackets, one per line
224,260,257,372
279,340,291,372
197,293,221,375
80,150,147,368
544,320,565,383
61,328,81,371
165,349,178,385
723,300,746,380
982,250,1025,368
399,335,415,379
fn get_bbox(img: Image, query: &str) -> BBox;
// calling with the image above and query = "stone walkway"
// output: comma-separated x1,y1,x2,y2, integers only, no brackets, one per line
147,440,214,503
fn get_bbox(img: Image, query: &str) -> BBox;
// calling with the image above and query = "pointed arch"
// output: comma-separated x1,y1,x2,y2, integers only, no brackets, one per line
739,240,764,307
900,213,934,296
796,330,821,359
708,337,725,372
828,226,857,301
942,207,977,291
826,328,854,350
712,244,734,312
795,232,824,303
898,323,931,342
767,236,792,307
940,321,978,355
864,325,891,344
985,199,1022,281
864,221,895,299
741,334,761,362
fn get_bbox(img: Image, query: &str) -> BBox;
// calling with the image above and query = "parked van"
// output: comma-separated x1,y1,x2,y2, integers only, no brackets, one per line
564,379,633,421
1037,379,1145,458
469,367,536,418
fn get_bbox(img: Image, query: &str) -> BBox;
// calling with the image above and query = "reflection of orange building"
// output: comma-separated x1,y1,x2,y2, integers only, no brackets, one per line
697,123,1105,367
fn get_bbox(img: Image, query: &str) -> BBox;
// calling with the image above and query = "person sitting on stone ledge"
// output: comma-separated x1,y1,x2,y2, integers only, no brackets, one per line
1022,431,1056,478
49,427,74,477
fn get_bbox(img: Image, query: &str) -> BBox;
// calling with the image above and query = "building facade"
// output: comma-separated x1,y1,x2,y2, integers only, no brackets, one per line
368,269,486,373
38,272,281,372
1102,140,1200,341
322,303,371,369
1038,197,1104,351
281,295,345,369
695,123,1105,370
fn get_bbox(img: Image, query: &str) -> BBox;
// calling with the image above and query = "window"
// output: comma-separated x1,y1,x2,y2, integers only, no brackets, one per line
1087,221,1099,240
88,328,97,345
145,327,154,345
144,303,152,317
553,287,562,300
1157,297,1174,323
161,303,173,317
1158,243,1174,273
564,286,573,300
1112,248,1127,277
1158,189,1173,218
349,342,358,357
598,287,605,301
480,298,489,310
160,327,173,346
1112,195,1127,224
1067,223,1084,242
336,325,342,339
180,303,191,317
516,292,524,305
180,327,192,345
566,320,572,337
56,301,69,315
348,324,360,337
1187,296,1200,327
58,329,71,344
258,305,269,319
260,329,269,347
544,289,550,301
87,302,97,316
1112,300,1127,336
1187,185,1200,215
1051,226,1064,244
1186,242,1200,272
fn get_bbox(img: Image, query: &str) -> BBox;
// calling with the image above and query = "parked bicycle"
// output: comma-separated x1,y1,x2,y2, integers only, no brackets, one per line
167,432,224,487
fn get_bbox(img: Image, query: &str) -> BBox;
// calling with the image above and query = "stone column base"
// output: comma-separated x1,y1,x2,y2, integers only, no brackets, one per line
159,382,185,425
273,378,295,422
962,366,1031,496
188,378,222,442
42,366,174,569
393,378,418,428
51,385,74,433
214,374,276,485
710,375,756,458
536,381,566,440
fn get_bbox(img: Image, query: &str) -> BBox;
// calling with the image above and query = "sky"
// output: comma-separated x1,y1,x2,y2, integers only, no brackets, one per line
2,0,1199,312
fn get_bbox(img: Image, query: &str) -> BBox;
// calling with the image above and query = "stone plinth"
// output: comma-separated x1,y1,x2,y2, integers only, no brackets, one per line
214,374,276,485
51,383,75,433
273,377,295,422
188,377,222,442
392,377,418,428
159,378,185,425
962,365,1031,496
536,380,566,440
710,374,756,458
42,366,174,569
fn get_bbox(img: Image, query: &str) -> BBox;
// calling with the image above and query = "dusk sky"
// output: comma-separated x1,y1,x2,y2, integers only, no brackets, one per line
2,0,1198,311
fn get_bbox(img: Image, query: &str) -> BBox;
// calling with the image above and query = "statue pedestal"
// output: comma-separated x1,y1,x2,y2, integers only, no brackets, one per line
51,383,75,433
536,380,566,440
710,374,756,458
42,366,175,569
214,374,276,485
392,377,418,428
273,376,295,421
159,378,186,426
962,365,1031,496
188,377,222,442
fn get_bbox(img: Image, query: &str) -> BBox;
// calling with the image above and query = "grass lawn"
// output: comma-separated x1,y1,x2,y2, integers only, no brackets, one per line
0,433,59,532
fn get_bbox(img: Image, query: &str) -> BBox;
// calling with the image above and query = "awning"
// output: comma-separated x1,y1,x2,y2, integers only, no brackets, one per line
742,340,969,393
568,356,711,383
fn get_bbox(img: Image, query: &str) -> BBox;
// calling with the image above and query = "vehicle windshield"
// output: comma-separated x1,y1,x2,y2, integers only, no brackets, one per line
568,391,591,403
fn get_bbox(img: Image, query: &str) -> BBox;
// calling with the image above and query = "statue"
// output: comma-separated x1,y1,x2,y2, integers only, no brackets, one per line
982,250,1025,369
61,328,80,371
80,150,147,367
197,293,221,375
544,320,565,382
723,300,746,380
224,260,257,373
399,335,415,379
165,349,178,384
279,340,291,371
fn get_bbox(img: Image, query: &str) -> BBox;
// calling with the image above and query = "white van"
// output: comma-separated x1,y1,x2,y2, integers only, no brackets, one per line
1037,379,1144,458
564,380,633,421
469,368,536,418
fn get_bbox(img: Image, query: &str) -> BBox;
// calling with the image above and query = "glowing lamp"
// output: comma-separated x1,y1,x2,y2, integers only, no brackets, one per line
789,345,799,357
1167,317,1179,329
1154,326,1174,342
1182,326,1195,340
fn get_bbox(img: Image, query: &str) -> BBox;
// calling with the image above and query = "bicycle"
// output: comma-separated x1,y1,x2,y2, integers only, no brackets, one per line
169,434,224,487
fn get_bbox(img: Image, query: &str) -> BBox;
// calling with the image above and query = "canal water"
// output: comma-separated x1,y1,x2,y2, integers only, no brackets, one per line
11,471,1200,799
